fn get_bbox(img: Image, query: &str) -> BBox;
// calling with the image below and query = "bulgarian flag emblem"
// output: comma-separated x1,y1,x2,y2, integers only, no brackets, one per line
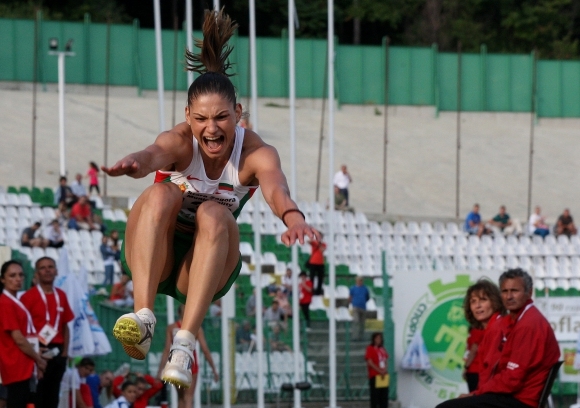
218,183,234,192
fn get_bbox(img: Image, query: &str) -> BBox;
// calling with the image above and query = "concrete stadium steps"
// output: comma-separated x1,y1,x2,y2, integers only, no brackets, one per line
304,321,372,400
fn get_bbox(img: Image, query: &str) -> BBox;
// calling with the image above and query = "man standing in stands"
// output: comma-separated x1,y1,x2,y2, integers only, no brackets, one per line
333,165,353,206
349,276,370,341
436,268,560,408
21,257,75,408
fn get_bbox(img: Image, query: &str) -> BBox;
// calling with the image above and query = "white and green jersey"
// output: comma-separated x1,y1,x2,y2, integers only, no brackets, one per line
154,126,258,227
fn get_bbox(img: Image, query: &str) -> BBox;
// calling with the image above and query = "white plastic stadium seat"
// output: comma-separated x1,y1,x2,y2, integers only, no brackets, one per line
6,193,20,206
18,194,33,207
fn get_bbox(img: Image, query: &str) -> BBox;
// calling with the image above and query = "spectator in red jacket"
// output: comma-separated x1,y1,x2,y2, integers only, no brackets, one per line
68,195,100,231
0,260,48,408
112,373,162,408
462,279,505,392
436,268,560,408
298,271,313,329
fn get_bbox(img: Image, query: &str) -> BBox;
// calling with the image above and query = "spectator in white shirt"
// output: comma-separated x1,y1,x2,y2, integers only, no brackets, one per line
333,165,352,206
529,206,550,238
70,173,88,199
44,220,64,248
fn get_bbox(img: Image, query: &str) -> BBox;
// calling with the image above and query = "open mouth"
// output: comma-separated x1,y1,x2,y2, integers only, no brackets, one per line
203,135,225,153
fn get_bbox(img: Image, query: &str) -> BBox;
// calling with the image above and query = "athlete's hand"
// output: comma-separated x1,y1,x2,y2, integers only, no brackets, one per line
102,156,146,178
281,221,321,246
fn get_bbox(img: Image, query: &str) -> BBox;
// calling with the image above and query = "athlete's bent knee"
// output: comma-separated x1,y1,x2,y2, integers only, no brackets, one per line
196,202,234,235
140,183,182,216
148,182,182,200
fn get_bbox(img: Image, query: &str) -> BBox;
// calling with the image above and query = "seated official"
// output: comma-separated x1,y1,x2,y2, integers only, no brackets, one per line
436,268,559,408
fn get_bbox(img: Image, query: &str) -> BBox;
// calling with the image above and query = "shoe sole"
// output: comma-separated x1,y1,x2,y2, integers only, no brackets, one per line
122,344,146,360
161,374,191,388
113,317,141,346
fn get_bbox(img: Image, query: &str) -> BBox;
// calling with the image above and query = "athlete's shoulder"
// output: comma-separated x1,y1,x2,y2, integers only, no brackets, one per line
241,128,278,159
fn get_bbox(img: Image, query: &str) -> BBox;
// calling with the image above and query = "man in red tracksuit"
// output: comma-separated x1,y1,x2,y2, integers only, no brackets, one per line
437,268,560,408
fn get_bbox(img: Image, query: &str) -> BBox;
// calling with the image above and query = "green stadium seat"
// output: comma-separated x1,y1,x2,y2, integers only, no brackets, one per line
42,188,55,207
114,220,127,232
7,186,18,194
238,223,253,233
19,186,31,196
31,187,43,204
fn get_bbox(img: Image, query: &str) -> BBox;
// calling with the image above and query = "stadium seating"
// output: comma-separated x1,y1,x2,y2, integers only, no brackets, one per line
2,185,579,319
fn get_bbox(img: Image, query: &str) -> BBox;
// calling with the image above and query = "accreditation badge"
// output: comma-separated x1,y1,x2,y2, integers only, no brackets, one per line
38,324,58,345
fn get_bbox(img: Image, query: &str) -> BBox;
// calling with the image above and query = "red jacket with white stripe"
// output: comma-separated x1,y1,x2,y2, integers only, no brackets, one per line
474,301,560,407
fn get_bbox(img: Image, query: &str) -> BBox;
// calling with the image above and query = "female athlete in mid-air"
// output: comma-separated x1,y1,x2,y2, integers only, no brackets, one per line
102,8,320,388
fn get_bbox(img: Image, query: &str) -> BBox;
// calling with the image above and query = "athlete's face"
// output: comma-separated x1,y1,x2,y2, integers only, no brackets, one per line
185,93,242,160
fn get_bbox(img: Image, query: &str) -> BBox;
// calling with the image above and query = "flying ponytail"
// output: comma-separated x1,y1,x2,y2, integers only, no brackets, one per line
185,8,238,76
185,9,238,106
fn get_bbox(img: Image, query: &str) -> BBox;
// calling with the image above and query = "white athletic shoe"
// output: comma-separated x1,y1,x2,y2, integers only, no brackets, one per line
161,338,195,388
112,310,156,360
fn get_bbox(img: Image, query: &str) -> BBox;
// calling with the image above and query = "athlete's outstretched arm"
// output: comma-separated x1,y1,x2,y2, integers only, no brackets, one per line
252,144,321,246
102,122,192,178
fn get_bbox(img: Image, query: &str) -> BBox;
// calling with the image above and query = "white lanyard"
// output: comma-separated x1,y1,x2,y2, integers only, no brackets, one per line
2,290,36,335
37,285,61,329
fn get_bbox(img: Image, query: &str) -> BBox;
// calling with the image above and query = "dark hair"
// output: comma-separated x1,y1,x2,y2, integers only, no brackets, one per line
121,380,136,392
135,377,148,386
0,260,23,292
499,268,533,294
78,357,95,368
185,9,238,107
59,176,67,182
369,332,383,346
90,161,99,171
299,271,307,277
463,279,504,329
35,256,56,270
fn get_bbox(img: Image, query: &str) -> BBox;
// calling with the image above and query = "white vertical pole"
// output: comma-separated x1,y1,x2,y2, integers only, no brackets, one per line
288,0,302,407
153,0,166,133
253,196,264,408
221,289,233,408
194,340,201,408
57,53,66,177
154,2,177,408
213,0,219,11
186,0,194,87
327,0,337,406
249,0,259,133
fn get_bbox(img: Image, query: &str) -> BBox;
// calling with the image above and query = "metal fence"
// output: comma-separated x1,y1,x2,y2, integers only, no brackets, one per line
2,16,580,117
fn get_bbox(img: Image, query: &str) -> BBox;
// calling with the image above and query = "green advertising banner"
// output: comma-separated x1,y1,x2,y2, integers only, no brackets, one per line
393,270,500,406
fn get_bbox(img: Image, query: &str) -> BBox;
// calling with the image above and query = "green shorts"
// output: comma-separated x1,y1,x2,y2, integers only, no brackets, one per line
120,229,242,305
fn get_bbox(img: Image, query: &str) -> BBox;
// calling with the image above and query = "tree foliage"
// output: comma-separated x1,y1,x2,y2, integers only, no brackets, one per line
1,0,579,58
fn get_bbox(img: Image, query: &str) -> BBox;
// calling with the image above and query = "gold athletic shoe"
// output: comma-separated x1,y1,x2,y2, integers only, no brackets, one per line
161,340,195,388
112,311,156,360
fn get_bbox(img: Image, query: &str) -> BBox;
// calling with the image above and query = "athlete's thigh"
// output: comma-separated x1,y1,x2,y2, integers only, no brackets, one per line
124,183,181,281
175,202,240,295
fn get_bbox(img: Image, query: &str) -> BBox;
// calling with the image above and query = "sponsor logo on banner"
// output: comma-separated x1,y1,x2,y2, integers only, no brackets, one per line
402,275,472,401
